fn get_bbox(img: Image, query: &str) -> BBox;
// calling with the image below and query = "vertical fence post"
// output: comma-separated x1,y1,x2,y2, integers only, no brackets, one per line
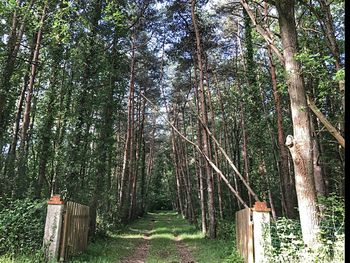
43,195,65,261
252,201,272,263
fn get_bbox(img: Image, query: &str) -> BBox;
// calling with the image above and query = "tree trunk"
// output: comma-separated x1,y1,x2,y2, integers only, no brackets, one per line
191,0,216,239
119,33,136,218
205,64,223,219
15,4,47,195
180,111,196,223
0,0,34,143
309,112,326,196
267,47,298,218
20,4,46,151
144,112,156,212
172,133,184,217
276,0,320,249
193,66,207,235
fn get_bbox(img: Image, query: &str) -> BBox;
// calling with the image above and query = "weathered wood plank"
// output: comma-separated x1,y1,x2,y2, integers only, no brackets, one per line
236,208,254,263
59,201,90,262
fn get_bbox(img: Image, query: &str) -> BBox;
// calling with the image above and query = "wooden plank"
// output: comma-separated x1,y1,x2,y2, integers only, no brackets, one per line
236,208,254,263
58,201,90,261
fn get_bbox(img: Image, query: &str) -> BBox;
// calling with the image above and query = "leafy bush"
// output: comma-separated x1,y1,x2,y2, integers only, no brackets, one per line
0,198,47,255
222,249,244,263
317,193,345,262
267,193,345,263
268,217,304,262
217,219,236,240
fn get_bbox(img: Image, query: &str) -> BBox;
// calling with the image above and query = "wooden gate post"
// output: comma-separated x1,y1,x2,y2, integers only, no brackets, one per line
252,201,272,263
43,195,65,261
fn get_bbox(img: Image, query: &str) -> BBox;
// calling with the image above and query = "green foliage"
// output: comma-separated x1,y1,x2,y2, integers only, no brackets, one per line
49,0,75,44
295,49,338,100
147,155,173,211
333,68,345,82
222,250,244,263
0,249,48,263
0,198,46,256
269,217,304,262
317,193,345,261
267,194,345,262
216,219,236,240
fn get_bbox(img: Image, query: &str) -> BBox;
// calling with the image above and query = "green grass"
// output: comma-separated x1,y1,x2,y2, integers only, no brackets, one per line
0,211,243,262
71,214,155,263
146,211,180,263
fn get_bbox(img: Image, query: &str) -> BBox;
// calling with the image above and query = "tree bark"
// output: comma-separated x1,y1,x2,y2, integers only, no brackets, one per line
192,53,207,235
204,63,223,219
20,3,46,152
276,0,320,249
267,47,298,218
309,112,326,196
119,33,136,218
191,0,216,239
0,0,35,143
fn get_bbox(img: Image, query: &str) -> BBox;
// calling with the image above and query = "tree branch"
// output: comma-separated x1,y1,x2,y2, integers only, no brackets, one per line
307,95,345,148
141,93,249,208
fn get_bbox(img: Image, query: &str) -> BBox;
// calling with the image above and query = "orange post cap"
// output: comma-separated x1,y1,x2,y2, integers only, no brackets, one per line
48,194,64,205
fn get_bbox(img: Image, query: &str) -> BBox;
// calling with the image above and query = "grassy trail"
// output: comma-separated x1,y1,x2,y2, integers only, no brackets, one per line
72,211,241,263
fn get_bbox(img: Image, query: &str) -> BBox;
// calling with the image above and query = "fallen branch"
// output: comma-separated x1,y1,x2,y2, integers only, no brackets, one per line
141,93,249,209
307,95,345,148
188,101,260,202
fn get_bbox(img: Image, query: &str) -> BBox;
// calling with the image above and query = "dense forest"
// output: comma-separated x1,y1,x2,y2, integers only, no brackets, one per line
0,0,345,262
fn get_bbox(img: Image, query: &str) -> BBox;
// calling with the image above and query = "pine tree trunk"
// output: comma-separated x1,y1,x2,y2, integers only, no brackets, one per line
205,65,223,219
0,0,34,143
119,33,136,217
192,53,207,235
15,4,47,195
191,0,216,238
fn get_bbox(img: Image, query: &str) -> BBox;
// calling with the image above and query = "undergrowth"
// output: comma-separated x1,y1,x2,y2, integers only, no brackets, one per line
0,198,46,256
267,193,344,263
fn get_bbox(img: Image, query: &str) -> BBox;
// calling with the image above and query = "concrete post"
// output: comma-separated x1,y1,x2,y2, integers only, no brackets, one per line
252,201,272,263
43,195,65,261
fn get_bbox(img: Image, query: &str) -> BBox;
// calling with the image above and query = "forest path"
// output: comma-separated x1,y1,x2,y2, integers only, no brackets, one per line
72,211,236,263
121,211,196,263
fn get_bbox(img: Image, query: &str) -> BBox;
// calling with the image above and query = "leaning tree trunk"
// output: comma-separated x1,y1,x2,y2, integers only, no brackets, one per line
276,0,320,249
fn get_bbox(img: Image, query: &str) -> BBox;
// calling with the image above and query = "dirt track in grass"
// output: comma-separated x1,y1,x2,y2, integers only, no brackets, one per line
120,212,196,263
71,211,238,263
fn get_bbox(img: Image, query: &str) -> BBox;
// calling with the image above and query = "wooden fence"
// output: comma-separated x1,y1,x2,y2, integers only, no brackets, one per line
236,208,254,263
58,201,90,262
236,202,271,263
